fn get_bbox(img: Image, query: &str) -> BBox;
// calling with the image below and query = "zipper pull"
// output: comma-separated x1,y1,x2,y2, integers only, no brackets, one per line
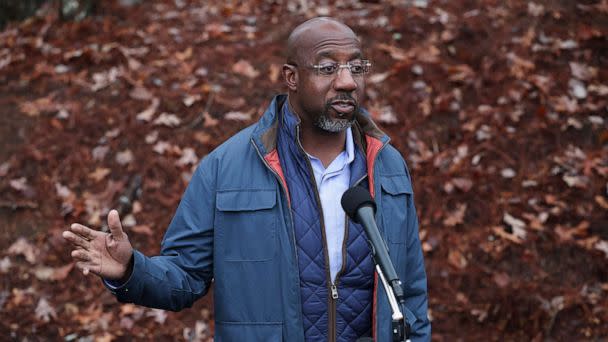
331,284,338,299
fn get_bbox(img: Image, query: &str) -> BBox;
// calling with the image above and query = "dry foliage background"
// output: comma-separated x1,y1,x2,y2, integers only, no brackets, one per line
0,0,607,340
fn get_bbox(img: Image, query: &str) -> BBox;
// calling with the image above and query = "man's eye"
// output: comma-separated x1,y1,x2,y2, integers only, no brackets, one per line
350,64,364,74
318,64,337,74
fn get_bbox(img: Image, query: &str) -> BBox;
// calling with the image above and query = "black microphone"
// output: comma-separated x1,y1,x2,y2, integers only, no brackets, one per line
341,186,404,302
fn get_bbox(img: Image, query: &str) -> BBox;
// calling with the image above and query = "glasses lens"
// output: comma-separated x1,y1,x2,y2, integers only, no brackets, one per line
317,63,338,75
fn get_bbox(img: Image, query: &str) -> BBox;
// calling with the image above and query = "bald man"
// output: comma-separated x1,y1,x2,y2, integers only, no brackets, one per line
63,17,430,341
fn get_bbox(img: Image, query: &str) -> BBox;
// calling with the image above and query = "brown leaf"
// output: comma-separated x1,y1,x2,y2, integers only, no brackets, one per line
203,112,218,127
154,113,182,127
136,98,160,122
443,204,467,227
268,64,281,83
492,226,523,244
232,60,260,79
35,298,57,322
451,178,473,192
448,249,468,269
33,263,74,281
8,238,38,264
88,168,111,182
129,87,154,101
493,272,511,288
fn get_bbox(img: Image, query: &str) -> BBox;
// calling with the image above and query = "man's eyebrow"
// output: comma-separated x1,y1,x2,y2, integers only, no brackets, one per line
316,50,363,60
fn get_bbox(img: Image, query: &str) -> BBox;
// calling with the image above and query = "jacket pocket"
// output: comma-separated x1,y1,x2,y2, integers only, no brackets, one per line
215,321,282,342
215,189,277,262
379,175,413,244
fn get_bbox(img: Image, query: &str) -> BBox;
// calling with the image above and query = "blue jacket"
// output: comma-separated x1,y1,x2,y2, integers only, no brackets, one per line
106,95,431,341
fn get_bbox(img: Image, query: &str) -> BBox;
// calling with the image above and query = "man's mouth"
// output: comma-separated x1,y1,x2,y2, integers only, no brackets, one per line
330,100,355,115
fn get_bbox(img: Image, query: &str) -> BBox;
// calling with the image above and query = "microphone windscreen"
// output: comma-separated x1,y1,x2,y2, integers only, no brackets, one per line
341,186,376,222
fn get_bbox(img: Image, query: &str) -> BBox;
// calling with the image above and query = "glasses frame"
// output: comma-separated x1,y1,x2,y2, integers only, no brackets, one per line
311,60,372,77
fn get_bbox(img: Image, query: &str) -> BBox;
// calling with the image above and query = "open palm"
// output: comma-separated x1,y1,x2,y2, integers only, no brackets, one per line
63,209,133,280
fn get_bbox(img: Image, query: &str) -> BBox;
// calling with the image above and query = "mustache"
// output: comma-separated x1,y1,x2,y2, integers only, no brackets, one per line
326,94,357,106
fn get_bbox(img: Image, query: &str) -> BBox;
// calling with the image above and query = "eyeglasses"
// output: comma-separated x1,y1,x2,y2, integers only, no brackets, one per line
311,60,372,76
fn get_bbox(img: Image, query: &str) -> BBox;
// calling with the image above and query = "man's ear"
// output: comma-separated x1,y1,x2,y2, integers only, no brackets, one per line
283,64,298,92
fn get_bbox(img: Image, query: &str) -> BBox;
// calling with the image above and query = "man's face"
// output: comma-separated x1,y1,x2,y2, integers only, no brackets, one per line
289,25,366,133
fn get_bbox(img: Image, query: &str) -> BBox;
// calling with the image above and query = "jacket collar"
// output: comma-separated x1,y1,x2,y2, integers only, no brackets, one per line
251,94,390,157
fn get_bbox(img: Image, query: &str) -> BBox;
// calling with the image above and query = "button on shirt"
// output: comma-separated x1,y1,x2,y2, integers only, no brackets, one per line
306,127,355,283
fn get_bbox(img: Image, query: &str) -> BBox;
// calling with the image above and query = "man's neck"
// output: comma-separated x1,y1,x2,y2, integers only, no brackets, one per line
299,125,347,168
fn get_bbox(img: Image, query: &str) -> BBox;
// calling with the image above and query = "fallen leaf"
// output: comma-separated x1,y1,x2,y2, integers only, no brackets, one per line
136,98,160,122
268,63,281,83
177,148,199,166
569,62,598,81
443,204,467,227
0,257,12,273
501,168,516,178
451,178,473,192
129,87,153,101
35,298,57,322
92,145,110,161
115,150,134,165
568,79,588,99
492,226,523,244
34,263,74,281
89,168,111,182
224,111,251,121
596,241,608,258
154,113,182,127
8,238,38,264
493,272,511,288
503,213,527,240
183,94,201,107
91,67,122,91
448,249,468,269
147,308,168,324
368,72,392,84
232,60,260,78
562,174,589,188
203,112,218,127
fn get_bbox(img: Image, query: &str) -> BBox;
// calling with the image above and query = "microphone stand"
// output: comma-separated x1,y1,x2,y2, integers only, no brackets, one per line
376,264,411,342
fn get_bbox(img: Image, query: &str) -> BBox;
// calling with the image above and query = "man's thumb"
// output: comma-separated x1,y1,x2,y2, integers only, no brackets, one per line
107,209,124,239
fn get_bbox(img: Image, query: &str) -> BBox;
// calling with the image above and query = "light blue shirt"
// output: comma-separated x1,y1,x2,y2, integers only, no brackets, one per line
306,127,355,283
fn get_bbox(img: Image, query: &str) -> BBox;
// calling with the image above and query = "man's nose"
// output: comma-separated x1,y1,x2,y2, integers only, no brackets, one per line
333,67,357,92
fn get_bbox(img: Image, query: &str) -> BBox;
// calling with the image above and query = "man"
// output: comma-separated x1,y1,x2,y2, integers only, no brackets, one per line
63,17,430,341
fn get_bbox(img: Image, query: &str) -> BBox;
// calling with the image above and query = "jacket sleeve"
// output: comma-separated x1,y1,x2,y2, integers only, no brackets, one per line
104,157,216,311
402,163,431,341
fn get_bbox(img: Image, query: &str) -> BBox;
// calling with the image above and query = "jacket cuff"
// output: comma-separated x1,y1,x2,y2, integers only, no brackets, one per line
103,249,144,297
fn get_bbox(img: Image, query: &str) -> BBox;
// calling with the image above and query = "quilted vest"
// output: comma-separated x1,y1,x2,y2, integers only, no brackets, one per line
276,103,374,341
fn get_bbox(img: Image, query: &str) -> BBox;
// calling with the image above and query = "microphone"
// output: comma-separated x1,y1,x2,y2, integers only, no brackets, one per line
341,187,404,301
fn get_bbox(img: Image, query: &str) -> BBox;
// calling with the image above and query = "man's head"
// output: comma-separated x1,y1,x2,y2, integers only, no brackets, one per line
283,17,367,133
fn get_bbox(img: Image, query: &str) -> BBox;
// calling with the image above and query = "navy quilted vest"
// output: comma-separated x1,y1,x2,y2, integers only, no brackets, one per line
277,103,374,341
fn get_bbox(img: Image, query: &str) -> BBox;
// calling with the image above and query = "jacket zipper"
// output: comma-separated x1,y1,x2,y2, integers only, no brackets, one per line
330,174,368,339
294,126,340,342
333,173,368,296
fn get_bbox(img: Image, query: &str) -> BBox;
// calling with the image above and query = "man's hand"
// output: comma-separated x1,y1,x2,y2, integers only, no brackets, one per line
63,209,134,280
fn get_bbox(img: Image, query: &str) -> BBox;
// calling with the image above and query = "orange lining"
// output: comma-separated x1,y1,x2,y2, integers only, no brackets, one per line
264,149,290,206
365,135,383,341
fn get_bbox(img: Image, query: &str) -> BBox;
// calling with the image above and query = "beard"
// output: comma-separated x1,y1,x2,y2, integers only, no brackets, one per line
314,95,358,133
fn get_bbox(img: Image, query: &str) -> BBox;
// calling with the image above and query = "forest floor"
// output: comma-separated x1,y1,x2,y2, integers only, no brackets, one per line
0,0,607,340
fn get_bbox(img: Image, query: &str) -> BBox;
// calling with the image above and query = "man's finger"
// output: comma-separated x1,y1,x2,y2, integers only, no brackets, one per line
75,261,99,276
70,223,104,240
63,231,90,249
107,209,125,240
71,249,91,262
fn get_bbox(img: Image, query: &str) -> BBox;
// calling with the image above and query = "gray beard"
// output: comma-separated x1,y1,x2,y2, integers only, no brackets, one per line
315,115,355,133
